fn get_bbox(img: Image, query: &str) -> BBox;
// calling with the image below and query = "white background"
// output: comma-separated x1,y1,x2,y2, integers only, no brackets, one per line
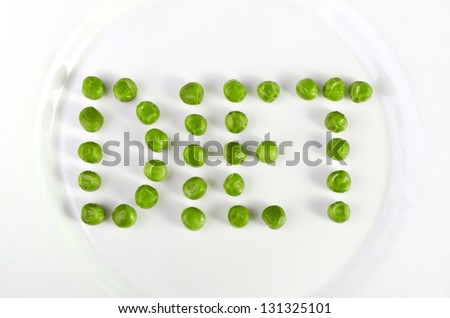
1,0,450,297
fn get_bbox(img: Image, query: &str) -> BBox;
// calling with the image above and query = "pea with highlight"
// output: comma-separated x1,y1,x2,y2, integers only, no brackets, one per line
136,101,160,125
78,141,102,164
323,77,346,101
82,76,105,100
144,160,168,182
327,201,351,223
79,106,104,132
223,79,247,103
81,203,106,225
324,111,348,133
296,78,319,100
112,204,137,228
257,81,280,103
349,81,373,103
179,82,204,105
185,114,207,136
326,138,350,161
113,78,138,102
181,207,206,231
225,111,248,134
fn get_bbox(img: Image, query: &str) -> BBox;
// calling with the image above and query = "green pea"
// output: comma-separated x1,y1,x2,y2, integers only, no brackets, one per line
223,142,247,165
113,78,138,102
348,81,373,103
225,111,248,134
296,78,319,100
82,76,105,100
112,204,137,228
183,145,207,167
262,205,286,230
81,203,106,225
78,171,101,192
185,114,207,136
257,81,280,103
327,170,351,193
136,101,160,125
223,79,247,103
78,141,102,164
144,160,167,182
324,111,348,133
179,82,204,105
323,77,346,101
181,207,206,231
256,140,278,164
135,185,158,209
327,201,351,223
182,177,207,200
145,128,169,152
223,173,245,196
79,106,104,133
326,138,350,161
228,205,251,228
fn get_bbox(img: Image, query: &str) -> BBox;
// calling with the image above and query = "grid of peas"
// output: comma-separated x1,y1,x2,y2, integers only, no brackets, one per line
77,76,372,229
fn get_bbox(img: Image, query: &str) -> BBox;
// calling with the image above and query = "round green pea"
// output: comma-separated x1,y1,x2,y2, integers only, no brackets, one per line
223,79,247,103
185,114,207,136
228,205,251,228
144,160,167,182
182,177,207,200
323,77,346,101
183,145,207,167
296,78,319,100
179,82,204,105
78,141,102,164
145,128,169,152
113,78,138,102
326,138,350,161
257,140,278,164
223,142,247,165
324,111,348,133
78,171,101,192
112,204,137,228
136,101,160,125
349,81,373,103
79,107,104,132
223,173,245,196
327,170,351,193
262,205,286,230
82,76,105,100
225,111,248,134
181,207,206,231
257,81,280,103
327,201,351,223
135,185,158,209
81,203,106,225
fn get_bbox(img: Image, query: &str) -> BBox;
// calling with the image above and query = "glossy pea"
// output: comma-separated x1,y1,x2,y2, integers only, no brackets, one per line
145,128,169,152
348,81,373,103
327,201,351,223
223,173,245,196
225,111,248,134
112,204,137,228
257,140,278,164
78,171,101,192
183,145,207,167
223,142,247,165
144,160,167,182
296,78,319,100
135,185,158,209
79,106,104,132
324,111,348,133
323,77,346,101
262,205,286,230
257,81,280,103
179,82,204,105
185,114,207,136
136,101,160,125
228,205,251,228
82,76,105,100
326,138,350,161
113,78,138,102
81,203,106,225
223,79,247,103
182,177,207,200
327,170,351,193
181,207,206,231
78,141,102,164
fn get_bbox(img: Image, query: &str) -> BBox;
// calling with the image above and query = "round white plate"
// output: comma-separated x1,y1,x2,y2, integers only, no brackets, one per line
37,0,420,297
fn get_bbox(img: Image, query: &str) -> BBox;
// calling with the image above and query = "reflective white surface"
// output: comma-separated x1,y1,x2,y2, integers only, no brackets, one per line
1,0,449,297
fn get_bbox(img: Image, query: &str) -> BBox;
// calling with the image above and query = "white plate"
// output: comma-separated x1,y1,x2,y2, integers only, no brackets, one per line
37,0,420,297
